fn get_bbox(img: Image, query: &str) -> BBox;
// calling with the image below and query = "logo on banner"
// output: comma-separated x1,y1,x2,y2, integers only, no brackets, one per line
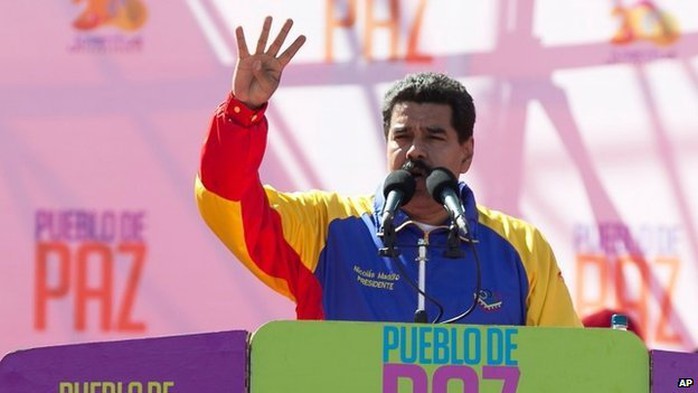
573,222,684,347
34,209,148,333
608,0,680,63
68,0,148,53
72,0,148,32
381,325,520,392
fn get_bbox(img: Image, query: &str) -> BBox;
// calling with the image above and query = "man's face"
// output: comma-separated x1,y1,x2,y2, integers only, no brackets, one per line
386,101,474,196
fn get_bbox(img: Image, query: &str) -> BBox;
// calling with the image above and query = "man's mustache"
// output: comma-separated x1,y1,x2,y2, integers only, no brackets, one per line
401,159,432,175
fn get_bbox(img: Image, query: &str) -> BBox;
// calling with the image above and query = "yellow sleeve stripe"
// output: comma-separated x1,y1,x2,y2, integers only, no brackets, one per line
195,176,295,301
263,186,374,273
477,205,582,327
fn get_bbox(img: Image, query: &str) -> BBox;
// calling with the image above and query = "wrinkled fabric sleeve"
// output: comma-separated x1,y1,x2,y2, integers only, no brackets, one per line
195,94,324,319
477,206,582,327
523,229,583,327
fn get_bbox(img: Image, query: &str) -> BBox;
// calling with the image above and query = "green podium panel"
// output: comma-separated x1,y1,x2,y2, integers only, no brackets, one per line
250,321,648,393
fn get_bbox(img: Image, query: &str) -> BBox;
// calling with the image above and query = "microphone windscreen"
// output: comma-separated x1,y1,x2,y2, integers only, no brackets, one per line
382,169,416,206
426,167,458,205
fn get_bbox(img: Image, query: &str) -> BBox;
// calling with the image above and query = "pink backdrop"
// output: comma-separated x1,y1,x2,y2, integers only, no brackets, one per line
2,0,697,357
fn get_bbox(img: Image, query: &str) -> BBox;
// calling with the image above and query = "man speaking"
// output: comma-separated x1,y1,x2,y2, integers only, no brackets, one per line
195,16,581,327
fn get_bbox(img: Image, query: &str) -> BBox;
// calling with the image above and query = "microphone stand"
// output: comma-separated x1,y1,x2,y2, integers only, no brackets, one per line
413,238,428,323
378,217,429,323
378,219,400,257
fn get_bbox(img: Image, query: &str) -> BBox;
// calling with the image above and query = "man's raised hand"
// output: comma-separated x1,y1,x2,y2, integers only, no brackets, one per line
232,16,306,109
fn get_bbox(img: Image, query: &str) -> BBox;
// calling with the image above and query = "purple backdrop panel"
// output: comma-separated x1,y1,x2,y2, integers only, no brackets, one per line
651,350,698,393
0,330,248,393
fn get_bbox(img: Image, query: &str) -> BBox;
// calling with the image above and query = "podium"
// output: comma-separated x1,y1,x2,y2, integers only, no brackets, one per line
1,321,692,392
250,321,648,393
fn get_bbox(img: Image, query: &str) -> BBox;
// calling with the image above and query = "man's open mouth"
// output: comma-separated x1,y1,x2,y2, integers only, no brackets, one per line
410,169,427,178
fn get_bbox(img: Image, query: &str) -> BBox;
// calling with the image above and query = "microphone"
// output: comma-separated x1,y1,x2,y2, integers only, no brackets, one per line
380,170,416,229
426,167,469,236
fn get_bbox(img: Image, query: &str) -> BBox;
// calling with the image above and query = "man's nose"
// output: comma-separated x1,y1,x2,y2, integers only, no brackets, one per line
406,140,427,161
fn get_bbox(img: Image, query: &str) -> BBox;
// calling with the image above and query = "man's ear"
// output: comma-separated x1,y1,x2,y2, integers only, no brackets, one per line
459,137,474,174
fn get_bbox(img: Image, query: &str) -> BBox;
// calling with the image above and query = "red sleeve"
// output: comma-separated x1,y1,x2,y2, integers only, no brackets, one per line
196,94,324,319
199,93,269,200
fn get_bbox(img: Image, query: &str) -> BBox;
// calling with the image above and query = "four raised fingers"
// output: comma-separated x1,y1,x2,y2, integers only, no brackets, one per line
238,16,304,64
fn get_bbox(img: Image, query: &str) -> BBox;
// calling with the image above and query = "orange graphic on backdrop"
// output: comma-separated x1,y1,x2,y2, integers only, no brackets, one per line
72,0,148,31
611,0,679,46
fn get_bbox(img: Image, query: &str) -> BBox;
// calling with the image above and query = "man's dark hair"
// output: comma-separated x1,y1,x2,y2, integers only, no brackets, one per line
381,72,476,143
